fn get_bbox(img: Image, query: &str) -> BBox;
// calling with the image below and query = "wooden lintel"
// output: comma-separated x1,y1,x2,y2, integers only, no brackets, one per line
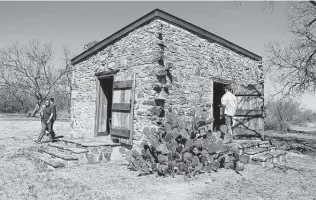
95,69,120,77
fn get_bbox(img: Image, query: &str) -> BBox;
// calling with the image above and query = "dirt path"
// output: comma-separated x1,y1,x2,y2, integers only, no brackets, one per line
1,120,316,200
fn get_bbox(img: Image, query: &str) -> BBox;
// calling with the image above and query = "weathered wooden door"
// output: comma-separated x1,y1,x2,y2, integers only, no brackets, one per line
111,73,136,144
232,83,264,138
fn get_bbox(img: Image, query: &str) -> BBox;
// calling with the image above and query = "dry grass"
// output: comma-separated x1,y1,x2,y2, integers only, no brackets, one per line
1,118,316,200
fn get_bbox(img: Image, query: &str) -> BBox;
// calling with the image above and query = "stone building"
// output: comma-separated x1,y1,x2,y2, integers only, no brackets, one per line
70,9,264,147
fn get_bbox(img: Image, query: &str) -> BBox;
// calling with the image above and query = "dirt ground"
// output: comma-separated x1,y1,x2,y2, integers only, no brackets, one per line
1,116,316,200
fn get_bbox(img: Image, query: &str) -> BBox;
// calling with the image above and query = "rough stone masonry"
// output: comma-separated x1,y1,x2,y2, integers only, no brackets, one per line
70,19,263,148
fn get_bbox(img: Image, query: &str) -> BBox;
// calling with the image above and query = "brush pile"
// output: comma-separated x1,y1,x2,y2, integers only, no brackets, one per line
124,109,245,177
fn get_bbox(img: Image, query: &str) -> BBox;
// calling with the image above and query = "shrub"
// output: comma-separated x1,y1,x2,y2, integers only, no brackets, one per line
265,97,316,130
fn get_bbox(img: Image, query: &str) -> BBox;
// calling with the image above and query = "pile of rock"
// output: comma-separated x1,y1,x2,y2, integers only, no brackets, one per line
124,109,245,177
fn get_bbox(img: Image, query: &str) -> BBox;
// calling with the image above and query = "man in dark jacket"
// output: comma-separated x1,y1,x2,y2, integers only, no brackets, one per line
49,98,57,139
34,99,54,143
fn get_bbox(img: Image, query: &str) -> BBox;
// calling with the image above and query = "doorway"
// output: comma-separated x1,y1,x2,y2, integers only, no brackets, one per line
213,82,227,130
96,76,113,136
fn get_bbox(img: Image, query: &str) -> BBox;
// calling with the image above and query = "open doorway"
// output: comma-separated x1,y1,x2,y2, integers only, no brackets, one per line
213,82,227,130
96,76,113,136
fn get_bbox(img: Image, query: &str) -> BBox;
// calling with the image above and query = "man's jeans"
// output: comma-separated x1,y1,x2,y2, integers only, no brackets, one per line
225,114,233,136
38,121,53,142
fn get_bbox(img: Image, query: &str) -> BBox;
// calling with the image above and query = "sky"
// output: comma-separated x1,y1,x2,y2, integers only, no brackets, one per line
0,1,315,110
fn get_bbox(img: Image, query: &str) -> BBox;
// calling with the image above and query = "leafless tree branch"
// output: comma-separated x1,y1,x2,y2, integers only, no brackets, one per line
0,40,73,108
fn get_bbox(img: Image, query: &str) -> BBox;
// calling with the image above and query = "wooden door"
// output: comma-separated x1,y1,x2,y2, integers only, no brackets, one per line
111,73,136,145
232,83,264,138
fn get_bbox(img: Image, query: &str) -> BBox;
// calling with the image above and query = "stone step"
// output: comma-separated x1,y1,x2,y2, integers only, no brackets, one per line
57,137,120,148
48,143,65,150
239,143,275,155
39,148,78,161
31,151,65,168
244,146,276,154
236,140,269,147
79,141,119,147
67,147,89,154
48,143,88,154
251,151,287,167
241,146,276,164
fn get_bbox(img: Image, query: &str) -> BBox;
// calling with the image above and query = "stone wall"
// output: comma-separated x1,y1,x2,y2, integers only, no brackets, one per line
71,19,263,147
71,20,162,142
156,19,262,124
159,20,263,85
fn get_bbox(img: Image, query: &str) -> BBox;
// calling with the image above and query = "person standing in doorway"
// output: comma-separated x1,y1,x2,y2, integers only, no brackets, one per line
221,85,237,141
49,98,57,139
34,99,53,143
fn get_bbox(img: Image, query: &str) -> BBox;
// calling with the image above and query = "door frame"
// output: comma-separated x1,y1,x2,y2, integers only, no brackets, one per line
212,81,228,130
94,70,119,137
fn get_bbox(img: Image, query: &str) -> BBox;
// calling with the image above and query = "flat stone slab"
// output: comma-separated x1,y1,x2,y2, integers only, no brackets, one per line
244,146,273,155
252,151,287,162
66,147,88,154
244,148,260,155
252,154,273,162
240,142,258,149
41,148,78,161
48,143,66,149
57,138,85,144
79,141,119,147
48,143,89,154
31,152,65,168
57,138,119,147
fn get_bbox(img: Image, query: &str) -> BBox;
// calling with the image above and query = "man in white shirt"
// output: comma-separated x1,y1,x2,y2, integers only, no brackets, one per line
221,85,237,140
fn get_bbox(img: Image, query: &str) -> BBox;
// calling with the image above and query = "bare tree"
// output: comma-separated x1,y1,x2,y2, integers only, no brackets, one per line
266,1,316,97
0,40,72,111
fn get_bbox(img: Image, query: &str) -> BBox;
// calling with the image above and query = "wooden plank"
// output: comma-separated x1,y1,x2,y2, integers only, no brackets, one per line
129,73,136,145
111,73,133,142
113,80,133,89
235,109,263,116
233,116,264,130
95,69,119,77
112,103,131,111
233,83,264,96
111,128,130,138
236,96,264,110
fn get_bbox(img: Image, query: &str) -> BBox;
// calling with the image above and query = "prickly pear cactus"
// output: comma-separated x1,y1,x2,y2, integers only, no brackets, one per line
127,108,243,177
